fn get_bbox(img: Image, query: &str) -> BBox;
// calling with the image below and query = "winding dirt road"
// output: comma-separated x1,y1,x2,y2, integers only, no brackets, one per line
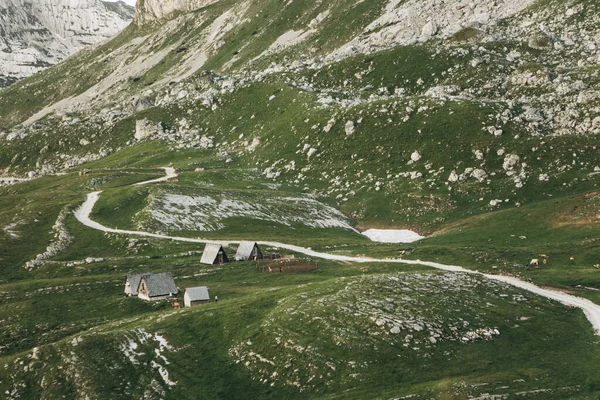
74,167,600,334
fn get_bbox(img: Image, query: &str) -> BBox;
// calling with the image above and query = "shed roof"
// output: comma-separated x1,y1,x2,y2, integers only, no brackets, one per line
126,272,151,296
139,272,178,297
235,241,259,259
200,244,227,264
185,286,210,301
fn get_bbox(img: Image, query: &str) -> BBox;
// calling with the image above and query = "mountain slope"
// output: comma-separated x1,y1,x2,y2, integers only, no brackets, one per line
0,0,134,87
0,0,597,272
0,0,600,397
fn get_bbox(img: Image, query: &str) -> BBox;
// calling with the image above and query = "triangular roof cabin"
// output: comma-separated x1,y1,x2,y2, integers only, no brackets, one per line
235,241,263,261
201,244,230,265
137,272,178,301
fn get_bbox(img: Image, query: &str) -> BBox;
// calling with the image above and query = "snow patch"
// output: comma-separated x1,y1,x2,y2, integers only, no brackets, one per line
362,229,424,243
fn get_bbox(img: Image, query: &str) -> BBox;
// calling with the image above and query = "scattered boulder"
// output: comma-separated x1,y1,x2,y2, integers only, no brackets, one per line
345,120,355,136
6,131,28,141
473,150,484,160
135,119,163,140
323,119,336,133
421,21,438,38
471,169,488,182
502,154,520,171
85,257,104,264
489,199,503,207
528,32,552,50
522,107,544,122
448,170,459,182
425,85,460,98
134,97,155,111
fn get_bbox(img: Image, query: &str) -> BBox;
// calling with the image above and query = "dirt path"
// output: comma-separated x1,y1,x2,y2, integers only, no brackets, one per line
74,167,600,334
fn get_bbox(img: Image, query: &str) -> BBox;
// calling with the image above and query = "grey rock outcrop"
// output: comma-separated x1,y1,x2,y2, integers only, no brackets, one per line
0,0,134,86
135,119,163,140
135,0,218,25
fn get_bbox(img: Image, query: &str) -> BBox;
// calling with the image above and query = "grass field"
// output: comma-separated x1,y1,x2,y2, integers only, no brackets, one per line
1,166,599,397
1,256,600,399
1,0,600,396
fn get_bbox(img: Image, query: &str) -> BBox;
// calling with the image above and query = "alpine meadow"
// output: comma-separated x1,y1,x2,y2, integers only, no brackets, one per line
1,0,600,398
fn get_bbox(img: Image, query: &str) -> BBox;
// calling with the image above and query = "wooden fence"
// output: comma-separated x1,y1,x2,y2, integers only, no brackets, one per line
257,258,319,273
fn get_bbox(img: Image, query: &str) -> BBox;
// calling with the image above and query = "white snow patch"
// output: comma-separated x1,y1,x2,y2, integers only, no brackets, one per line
3,220,25,239
362,229,425,243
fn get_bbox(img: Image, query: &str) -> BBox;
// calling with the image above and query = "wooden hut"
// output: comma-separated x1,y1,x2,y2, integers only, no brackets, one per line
184,287,210,307
235,241,263,261
137,272,178,301
201,244,230,265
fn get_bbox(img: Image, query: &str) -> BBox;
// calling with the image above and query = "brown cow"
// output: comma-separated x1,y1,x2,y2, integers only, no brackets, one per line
172,302,181,309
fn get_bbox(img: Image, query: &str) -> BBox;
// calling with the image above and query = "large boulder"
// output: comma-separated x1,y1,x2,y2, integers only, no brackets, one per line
345,120,355,136
135,119,163,140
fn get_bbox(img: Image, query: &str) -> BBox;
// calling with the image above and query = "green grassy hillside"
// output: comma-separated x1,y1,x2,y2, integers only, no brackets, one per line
1,259,600,399
1,0,600,397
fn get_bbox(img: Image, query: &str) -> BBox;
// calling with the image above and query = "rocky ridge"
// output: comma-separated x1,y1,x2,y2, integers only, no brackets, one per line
134,0,218,25
0,0,134,86
0,0,598,227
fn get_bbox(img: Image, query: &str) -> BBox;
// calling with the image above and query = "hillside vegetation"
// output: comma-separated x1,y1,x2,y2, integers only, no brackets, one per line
1,0,600,398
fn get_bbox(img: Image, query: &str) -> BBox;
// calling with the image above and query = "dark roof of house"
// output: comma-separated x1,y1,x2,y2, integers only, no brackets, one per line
185,286,210,301
126,272,151,296
235,241,260,259
139,272,178,297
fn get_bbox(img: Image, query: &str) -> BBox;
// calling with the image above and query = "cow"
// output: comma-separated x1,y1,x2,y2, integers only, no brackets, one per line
172,302,181,309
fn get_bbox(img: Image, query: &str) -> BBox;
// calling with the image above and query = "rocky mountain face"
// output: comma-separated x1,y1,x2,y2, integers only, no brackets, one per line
0,0,599,210
0,0,134,87
135,0,218,25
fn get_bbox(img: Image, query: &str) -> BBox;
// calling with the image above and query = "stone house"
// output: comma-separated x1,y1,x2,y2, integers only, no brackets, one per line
184,287,210,307
137,272,178,301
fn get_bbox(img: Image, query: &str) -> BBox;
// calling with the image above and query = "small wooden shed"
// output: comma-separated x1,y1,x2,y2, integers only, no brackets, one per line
184,287,210,307
235,241,263,261
201,244,230,265
124,272,150,297
137,272,178,301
